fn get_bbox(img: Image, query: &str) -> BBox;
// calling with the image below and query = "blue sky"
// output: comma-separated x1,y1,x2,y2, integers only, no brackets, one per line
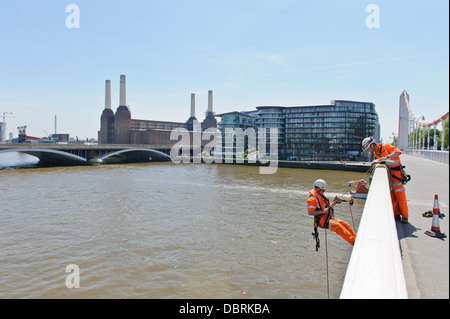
0,0,448,142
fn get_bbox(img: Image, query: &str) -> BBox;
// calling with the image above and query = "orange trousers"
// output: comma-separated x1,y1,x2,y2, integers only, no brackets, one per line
391,172,409,219
318,215,356,245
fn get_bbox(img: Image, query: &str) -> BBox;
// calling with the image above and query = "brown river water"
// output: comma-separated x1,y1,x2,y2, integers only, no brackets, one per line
0,152,365,298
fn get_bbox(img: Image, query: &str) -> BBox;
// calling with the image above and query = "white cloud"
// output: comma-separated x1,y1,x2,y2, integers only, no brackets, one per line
283,53,437,74
333,68,366,82
254,52,289,67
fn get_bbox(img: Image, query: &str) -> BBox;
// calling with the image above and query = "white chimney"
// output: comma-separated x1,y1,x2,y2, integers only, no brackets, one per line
208,90,213,112
105,80,111,109
190,93,196,118
120,75,126,106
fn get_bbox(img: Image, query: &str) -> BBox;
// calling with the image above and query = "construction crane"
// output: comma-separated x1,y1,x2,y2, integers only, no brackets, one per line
1,112,12,123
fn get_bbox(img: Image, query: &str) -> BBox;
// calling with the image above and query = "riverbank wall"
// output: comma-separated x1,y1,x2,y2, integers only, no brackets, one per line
211,159,371,173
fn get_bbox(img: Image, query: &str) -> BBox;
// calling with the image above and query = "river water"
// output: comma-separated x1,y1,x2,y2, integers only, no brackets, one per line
0,152,365,299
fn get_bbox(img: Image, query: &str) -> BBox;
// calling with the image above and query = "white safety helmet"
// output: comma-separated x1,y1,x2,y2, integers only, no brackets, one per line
313,179,327,191
362,137,375,150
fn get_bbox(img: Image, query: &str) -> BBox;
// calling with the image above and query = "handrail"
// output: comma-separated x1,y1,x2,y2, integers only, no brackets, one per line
340,164,408,299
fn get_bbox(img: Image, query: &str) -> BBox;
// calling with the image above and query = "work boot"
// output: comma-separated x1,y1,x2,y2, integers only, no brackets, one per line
394,215,401,221
401,218,408,224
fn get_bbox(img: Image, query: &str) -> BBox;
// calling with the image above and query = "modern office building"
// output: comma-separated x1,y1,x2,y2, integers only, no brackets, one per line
216,111,257,130
256,100,379,161
215,111,257,158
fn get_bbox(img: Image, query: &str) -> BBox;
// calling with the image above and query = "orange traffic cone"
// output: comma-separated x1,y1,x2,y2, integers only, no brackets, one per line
425,195,447,238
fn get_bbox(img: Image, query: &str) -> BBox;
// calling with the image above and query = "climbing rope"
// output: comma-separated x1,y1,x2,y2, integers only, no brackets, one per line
312,164,377,298
348,201,356,231
324,228,330,299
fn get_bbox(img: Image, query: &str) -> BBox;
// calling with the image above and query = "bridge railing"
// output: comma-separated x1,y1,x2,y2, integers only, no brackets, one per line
398,90,448,152
340,164,408,299
402,149,449,165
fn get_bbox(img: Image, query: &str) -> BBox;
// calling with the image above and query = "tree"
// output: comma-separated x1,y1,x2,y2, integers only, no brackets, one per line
444,118,449,149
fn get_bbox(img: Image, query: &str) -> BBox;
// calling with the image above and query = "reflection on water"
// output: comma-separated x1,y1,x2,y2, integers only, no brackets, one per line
0,152,39,169
0,154,366,299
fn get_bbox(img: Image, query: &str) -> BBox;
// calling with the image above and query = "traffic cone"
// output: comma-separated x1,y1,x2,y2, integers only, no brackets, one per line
425,195,447,238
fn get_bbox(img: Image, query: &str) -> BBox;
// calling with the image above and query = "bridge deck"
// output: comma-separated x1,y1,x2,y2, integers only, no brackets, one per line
398,154,449,298
0,144,173,151
0,144,172,165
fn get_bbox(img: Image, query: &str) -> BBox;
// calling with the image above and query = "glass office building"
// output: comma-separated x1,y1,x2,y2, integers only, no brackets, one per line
256,100,379,161
216,111,257,158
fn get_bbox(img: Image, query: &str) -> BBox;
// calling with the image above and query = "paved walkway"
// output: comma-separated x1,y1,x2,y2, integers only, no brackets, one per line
396,154,449,299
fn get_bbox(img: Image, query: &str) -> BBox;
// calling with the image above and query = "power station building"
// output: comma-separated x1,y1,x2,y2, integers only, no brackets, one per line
98,75,216,146
98,75,379,161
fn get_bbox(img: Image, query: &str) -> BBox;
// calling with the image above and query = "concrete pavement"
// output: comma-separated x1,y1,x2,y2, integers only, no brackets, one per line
396,154,449,299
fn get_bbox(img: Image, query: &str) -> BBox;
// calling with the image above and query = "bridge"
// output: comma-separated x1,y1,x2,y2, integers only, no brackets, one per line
398,90,449,164
0,144,172,165
341,91,448,299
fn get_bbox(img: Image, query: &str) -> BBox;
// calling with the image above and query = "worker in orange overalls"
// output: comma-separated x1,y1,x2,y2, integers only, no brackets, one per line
362,137,409,224
308,179,357,246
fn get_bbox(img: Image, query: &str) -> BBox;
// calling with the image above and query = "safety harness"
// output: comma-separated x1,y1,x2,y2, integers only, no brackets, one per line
390,165,411,184
310,191,334,251
375,144,411,185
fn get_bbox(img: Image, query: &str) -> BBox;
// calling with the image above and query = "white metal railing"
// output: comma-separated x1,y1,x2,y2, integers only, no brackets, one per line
340,165,408,299
402,149,449,165
398,90,448,151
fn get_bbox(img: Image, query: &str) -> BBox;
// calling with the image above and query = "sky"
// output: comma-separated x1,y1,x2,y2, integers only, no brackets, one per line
0,0,448,142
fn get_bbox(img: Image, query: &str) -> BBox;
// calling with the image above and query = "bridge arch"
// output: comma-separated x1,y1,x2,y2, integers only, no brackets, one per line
0,148,87,165
99,148,171,163
0,147,171,166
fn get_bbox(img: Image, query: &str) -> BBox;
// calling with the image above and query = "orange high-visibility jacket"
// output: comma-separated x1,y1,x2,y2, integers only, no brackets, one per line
373,143,404,185
373,143,408,219
374,143,402,168
307,188,332,228
308,188,357,245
